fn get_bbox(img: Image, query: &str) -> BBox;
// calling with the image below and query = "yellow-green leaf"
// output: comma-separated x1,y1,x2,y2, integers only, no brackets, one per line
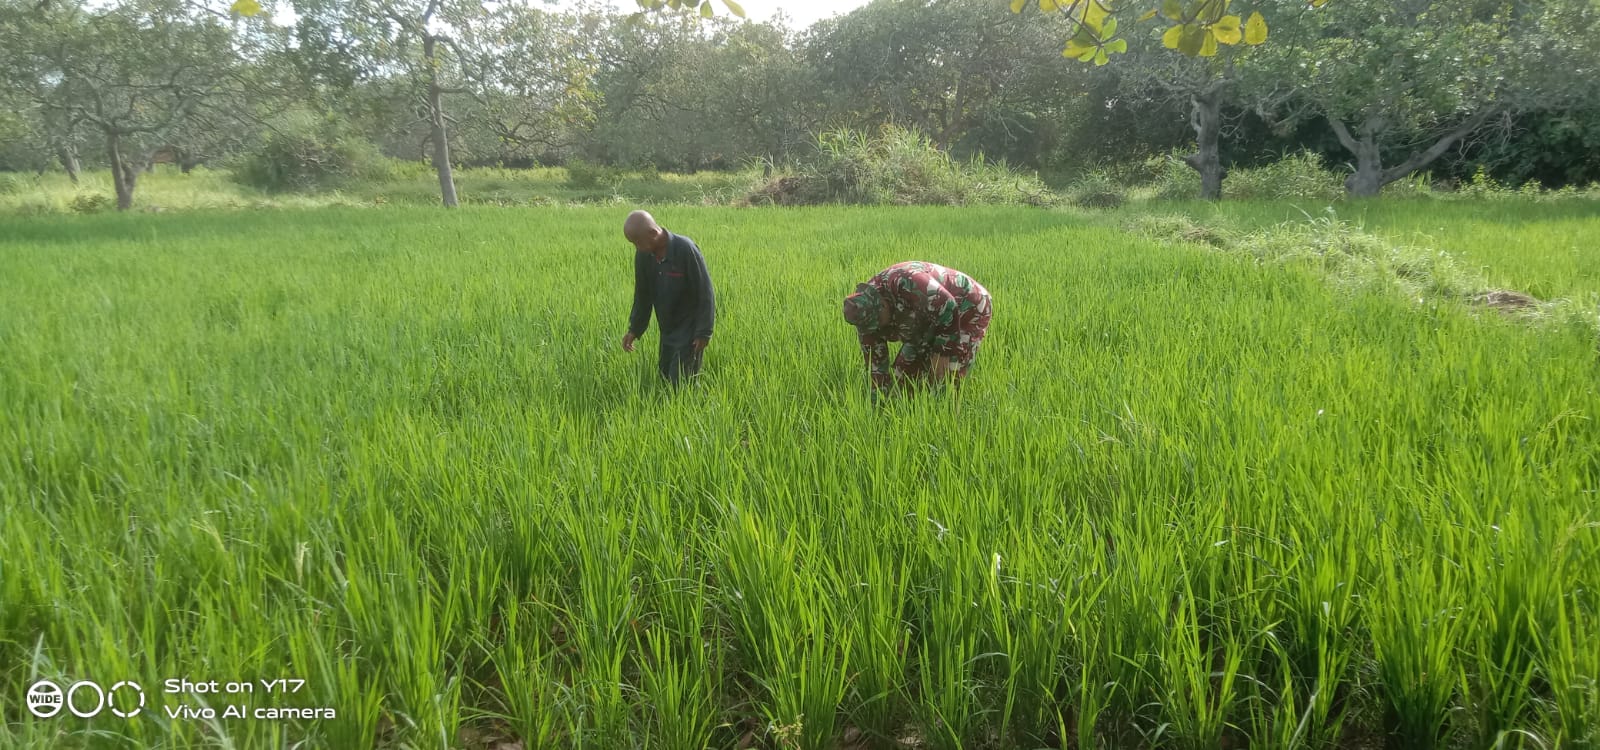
230,0,262,16
1105,37,1128,53
1244,11,1267,43
1081,0,1110,29
721,0,745,17
1138,8,1158,22
1199,28,1219,56
1094,48,1110,65
1162,23,1184,49
1101,16,1117,36
1010,0,1027,13
1161,0,1183,20
1212,14,1241,45
699,0,713,17
1040,0,1058,12
1179,23,1206,55
1310,0,1329,6
1064,36,1096,58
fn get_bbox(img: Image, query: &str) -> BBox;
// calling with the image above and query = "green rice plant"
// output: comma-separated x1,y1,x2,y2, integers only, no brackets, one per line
1,204,1597,749
1365,535,1468,750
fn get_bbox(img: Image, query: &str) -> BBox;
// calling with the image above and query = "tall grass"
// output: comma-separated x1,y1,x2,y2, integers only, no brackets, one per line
1,205,1596,749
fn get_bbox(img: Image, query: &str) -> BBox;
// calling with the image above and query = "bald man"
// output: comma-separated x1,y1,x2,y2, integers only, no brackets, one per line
621,211,716,385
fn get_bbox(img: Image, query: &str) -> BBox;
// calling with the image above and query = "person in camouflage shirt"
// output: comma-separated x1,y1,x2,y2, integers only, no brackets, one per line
842,261,992,391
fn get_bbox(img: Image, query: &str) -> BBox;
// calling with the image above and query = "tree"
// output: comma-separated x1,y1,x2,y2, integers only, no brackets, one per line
807,0,1068,155
1,0,248,209
1005,0,1318,199
1008,0,1320,66
1252,0,1592,196
267,0,751,206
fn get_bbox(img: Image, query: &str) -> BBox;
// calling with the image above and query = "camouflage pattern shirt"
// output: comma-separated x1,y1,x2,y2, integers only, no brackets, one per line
856,261,992,387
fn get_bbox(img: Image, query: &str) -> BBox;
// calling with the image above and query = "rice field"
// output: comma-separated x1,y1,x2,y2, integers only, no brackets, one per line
1,205,1597,750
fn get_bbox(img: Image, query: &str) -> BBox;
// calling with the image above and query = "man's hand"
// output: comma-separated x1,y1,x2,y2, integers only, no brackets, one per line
692,338,709,354
622,332,637,353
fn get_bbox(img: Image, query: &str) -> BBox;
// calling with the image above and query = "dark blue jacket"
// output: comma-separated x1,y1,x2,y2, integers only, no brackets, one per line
628,232,715,347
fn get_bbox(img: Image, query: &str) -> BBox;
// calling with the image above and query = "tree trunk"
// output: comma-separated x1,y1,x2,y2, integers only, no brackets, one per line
58,146,80,184
424,35,459,208
1182,86,1226,201
1330,116,1385,197
107,132,137,211
1332,110,1496,197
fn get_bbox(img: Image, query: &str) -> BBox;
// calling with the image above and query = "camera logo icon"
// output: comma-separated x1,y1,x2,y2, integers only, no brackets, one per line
25,679,144,719
26,680,63,719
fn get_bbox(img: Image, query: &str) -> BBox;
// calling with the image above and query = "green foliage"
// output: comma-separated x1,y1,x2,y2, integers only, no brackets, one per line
68,191,113,214
0,174,29,196
746,126,1055,206
234,116,393,193
564,160,626,190
1148,149,1201,201
1063,170,1125,207
1010,0,1315,64
1225,152,1343,202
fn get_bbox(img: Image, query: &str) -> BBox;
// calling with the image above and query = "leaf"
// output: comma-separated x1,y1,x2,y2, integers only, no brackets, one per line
1101,16,1117,36
721,0,745,17
1094,48,1110,65
230,0,262,16
1040,0,1059,12
1081,0,1110,30
1161,0,1183,20
1199,28,1219,56
1178,23,1207,55
1212,14,1241,45
1138,9,1159,22
1010,0,1027,13
1105,37,1128,54
1162,24,1184,49
1064,35,1097,59
699,0,713,18
1244,11,1267,44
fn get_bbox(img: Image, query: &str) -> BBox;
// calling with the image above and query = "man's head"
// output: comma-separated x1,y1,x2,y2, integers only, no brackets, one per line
624,210,669,254
843,282,882,331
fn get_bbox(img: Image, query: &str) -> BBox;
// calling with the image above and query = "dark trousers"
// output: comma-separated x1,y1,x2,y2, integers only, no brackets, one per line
658,341,703,385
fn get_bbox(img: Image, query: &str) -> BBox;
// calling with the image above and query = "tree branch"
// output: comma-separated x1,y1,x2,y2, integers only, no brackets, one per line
1380,107,1499,183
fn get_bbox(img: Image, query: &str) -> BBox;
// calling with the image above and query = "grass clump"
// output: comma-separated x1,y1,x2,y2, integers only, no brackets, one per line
744,125,1055,207
68,191,114,214
1225,152,1344,202
564,159,627,190
1063,170,1126,208
0,173,29,195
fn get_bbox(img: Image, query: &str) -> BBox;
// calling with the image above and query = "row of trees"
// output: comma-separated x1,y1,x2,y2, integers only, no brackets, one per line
2,0,1598,209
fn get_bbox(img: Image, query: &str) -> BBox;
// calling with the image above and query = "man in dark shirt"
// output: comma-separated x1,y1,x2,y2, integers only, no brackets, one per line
621,210,716,385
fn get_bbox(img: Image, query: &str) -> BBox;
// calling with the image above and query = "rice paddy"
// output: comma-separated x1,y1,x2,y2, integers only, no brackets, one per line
2,204,1597,749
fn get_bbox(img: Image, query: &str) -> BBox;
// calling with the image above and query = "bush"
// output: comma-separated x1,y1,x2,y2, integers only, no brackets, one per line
69,192,114,214
1226,152,1344,202
565,160,625,190
0,173,29,195
1147,149,1201,201
1381,172,1433,198
744,125,1055,207
1064,170,1125,208
235,115,392,192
